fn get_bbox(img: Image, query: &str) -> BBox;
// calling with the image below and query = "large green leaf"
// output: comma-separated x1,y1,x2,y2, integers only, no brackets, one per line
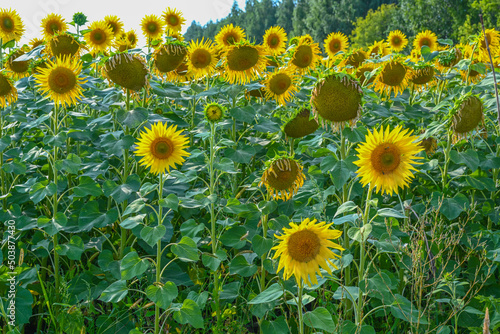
304,307,335,333
173,299,204,329
171,236,199,262
78,202,118,232
29,180,57,204
229,255,258,277
140,225,167,247
252,235,273,257
73,176,102,197
261,317,289,334
99,280,128,303
248,283,283,304
56,235,85,260
146,282,178,309
120,251,149,280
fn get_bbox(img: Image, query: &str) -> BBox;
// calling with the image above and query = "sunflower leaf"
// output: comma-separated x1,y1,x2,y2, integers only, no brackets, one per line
303,307,336,333
248,283,283,304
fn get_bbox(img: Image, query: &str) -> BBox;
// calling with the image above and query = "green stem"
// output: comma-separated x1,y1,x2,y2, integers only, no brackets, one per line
155,172,164,334
356,184,374,327
297,284,304,334
442,131,452,191
52,104,61,294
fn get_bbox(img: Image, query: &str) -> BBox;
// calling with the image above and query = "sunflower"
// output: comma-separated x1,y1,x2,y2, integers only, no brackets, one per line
141,14,164,40
368,40,390,58
409,49,422,63
222,42,266,84
387,30,408,52
215,24,246,47
166,61,194,83
354,125,423,196
30,37,45,50
104,15,124,37
260,157,306,201
355,62,378,86
41,13,68,40
163,7,185,33
311,74,363,130
413,30,438,52
134,122,190,175
451,94,484,141
460,61,486,84
263,67,299,106
420,137,437,155
0,8,24,42
288,38,321,73
283,108,319,139
204,102,225,122
154,42,188,75
0,72,18,107
341,49,367,70
409,64,435,90
263,26,287,56
436,47,462,69
186,38,217,79
34,56,87,107
478,28,500,62
272,218,344,287
85,21,113,54
6,49,30,80
48,33,81,58
374,58,411,97
324,32,349,59
104,53,149,91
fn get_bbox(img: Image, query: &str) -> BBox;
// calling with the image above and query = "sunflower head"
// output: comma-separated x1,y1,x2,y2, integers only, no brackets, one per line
141,14,165,40
354,125,423,196
460,60,486,84
260,157,306,201
368,40,390,58
387,30,408,52
163,7,185,33
289,38,321,73
479,28,500,50
186,38,217,80
437,47,462,68
215,24,246,47
420,137,437,155
413,30,438,52
85,21,114,54
204,102,225,123
0,71,18,107
311,74,363,131
30,38,45,50
72,12,87,27
41,13,68,40
355,62,378,86
6,49,31,79
263,26,287,56
134,122,190,175
34,56,87,107
409,64,435,86
222,41,266,84
272,218,344,287
104,15,124,37
263,67,299,106
283,108,319,139
245,86,266,98
451,94,484,139
154,42,188,75
342,49,367,69
0,8,24,42
324,32,349,58
104,53,149,91
49,33,81,58
374,58,411,97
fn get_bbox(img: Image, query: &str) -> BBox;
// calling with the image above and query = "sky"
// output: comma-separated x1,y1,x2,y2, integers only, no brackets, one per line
1,0,246,45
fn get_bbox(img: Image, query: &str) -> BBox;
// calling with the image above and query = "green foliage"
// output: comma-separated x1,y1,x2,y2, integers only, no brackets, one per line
350,4,398,48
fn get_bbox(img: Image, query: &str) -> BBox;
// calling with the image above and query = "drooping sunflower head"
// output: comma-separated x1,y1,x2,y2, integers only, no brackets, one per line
30,37,45,50
288,38,321,73
272,218,344,287
311,74,363,131
0,71,18,108
85,21,114,54
341,49,367,70
263,67,299,106
154,42,188,75
162,7,185,33
283,108,319,140
374,58,411,97
104,15,124,37
368,40,390,58
6,49,31,80
222,41,266,84
34,56,87,107
141,14,164,40
353,125,423,196
0,8,24,42
41,13,68,40
460,60,486,84
48,32,81,58
437,47,462,68
104,53,149,91
204,102,225,123
479,28,500,51
413,30,438,52
186,38,217,80
419,137,437,155
324,32,349,58
134,122,190,175
451,94,484,140
409,64,435,89
126,30,138,48
263,26,287,56
165,61,194,83
387,30,408,52
215,24,246,48
355,62,378,86
260,157,306,201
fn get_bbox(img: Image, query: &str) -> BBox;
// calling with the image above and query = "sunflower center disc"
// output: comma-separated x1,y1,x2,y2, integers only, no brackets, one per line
227,46,259,71
152,138,172,159
207,106,221,120
48,67,76,94
192,49,210,68
92,30,104,43
454,96,483,133
293,45,312,68
331,41,340,51
270,74,291,95
287,230,321,263
50,23,59,33
393,37,400,45
371,144,401,174
148,23,157,33
269,35,279,47
421,38,430,47
0,76,11,96
168,15,178,25
3,18,13,31
380,62,406,86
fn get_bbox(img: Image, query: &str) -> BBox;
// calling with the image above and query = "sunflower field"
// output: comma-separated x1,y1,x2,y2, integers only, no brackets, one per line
1,6,500,334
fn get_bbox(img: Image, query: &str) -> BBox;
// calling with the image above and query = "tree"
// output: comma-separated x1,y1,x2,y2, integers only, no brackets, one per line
292,0,309,37
276,0,296,35
350,4,399,47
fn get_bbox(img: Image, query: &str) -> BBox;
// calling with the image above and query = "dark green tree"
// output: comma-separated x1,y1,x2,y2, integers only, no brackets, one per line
276,0,296,35
292,0,309,37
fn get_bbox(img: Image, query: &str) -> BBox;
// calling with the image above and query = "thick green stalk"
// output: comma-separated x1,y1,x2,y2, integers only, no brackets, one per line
155,173,164,334
297,284,304,334
442,131,452,191
52,104,61,294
